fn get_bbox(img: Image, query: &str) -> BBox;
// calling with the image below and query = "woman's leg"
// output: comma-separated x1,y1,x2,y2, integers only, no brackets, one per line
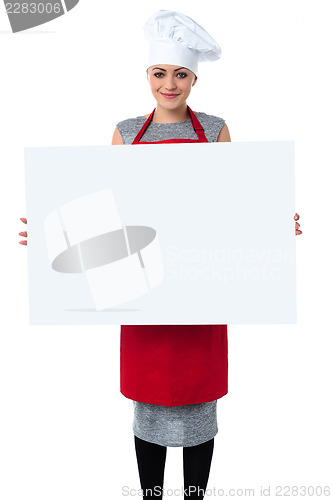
134,435,167,499
183,437,214,499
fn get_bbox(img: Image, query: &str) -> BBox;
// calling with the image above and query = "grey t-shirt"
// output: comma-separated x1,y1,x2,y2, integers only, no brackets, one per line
116,111,225,145
116,110,226,447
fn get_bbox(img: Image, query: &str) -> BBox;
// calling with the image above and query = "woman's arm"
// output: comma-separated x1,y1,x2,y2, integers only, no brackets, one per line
217,123,231,142
111,127,124,145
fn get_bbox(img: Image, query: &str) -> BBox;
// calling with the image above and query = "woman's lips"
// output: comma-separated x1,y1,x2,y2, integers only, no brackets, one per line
161,93,180,99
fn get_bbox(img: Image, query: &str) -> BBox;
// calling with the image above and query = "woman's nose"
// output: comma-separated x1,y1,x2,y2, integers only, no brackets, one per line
164,77,177,91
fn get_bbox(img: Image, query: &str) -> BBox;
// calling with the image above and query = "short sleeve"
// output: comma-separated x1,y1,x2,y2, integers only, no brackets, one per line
115,117,146,145
115,120,127,144
211,117,226,142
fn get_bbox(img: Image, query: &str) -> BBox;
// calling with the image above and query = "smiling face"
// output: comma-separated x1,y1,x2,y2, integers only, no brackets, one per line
146,64,197,110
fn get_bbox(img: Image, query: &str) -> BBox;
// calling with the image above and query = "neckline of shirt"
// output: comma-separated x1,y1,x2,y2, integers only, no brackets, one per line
140,113,201,124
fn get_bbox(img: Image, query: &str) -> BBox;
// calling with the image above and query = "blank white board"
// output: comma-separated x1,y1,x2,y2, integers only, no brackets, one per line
24,141,296,325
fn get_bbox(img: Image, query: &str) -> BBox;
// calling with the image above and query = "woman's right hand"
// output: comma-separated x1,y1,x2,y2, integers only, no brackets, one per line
19,217,27,245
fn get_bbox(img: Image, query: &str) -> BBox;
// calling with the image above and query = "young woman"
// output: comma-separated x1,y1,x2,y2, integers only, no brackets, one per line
19,9,302,500
110,11,232,499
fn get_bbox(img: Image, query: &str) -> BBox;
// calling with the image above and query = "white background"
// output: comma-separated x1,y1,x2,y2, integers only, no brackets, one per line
0,0,331,499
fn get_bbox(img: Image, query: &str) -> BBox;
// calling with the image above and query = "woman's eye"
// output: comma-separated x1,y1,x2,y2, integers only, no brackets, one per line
153,72,187,78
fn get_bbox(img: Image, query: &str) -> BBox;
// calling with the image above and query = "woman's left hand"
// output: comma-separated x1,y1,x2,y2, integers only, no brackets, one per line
294,213,302,235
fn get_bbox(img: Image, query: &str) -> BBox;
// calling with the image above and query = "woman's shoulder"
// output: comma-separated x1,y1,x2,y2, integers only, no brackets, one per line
195,111,226,143
115,115,147,144
115,115,147,145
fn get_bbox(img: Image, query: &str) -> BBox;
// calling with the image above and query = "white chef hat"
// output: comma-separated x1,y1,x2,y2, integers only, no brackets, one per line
143,10,221,77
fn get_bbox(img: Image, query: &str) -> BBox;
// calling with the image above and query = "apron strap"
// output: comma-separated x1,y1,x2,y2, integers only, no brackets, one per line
187,105,208,142
132,105,208,144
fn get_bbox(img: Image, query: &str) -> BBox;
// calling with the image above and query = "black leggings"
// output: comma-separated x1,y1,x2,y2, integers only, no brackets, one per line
134,435,214,499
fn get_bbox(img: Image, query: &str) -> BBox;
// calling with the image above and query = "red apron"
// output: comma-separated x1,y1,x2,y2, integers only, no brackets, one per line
120,105,228,406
